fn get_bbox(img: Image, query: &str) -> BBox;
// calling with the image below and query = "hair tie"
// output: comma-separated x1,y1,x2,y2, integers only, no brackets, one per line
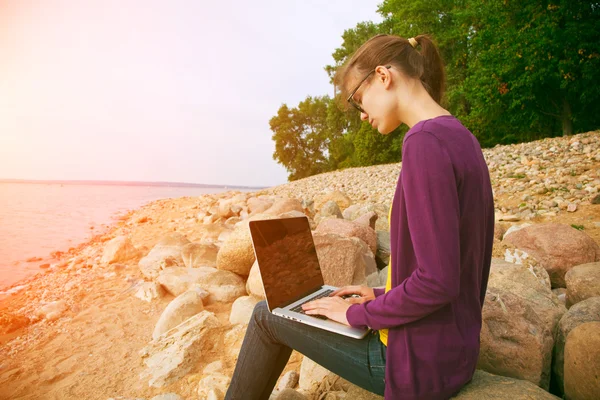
408,37,418,48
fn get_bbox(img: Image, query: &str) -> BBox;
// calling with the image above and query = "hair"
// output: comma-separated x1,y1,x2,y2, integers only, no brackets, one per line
335,34,446,108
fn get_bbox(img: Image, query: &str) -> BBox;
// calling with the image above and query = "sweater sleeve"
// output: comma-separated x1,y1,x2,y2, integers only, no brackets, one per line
346,131,461,330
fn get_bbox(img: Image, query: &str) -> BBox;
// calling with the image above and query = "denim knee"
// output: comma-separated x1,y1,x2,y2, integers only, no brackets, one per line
251,300,270,325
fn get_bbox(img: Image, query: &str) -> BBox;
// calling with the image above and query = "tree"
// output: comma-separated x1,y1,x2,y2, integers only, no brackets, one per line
270,96,332,181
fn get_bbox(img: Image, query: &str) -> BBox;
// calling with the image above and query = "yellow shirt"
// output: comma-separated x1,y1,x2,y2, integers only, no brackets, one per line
379,204,393,346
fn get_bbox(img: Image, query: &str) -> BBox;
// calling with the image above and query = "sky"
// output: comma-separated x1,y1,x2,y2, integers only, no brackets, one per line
0,0,383,187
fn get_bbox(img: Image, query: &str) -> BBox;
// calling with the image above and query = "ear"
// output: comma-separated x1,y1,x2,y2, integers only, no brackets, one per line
375,65,393,89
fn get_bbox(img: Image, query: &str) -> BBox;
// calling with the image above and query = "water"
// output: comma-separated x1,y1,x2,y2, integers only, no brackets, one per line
0,182,244,290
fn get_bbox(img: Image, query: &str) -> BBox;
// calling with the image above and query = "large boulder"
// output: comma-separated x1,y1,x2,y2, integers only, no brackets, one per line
216,214,275,276
101,236,140,264
342,203,389,231
316,218,377,256
264,198,304,216
181,242,219,268
313,233,371,287
478,259,566,389
139,311,220,387
502,223,600,287
246,260,266,299
229,295,261,325
314,191,353,213
157,267,245,303
563,321,600,400
135,281,166,302
451,370,559,399
299,357,339,391
375,231,391,270
138,233,191,279
552,297,600,395
247,196,274,215
564,262,600,307
152,288,205,340
319,201,343,219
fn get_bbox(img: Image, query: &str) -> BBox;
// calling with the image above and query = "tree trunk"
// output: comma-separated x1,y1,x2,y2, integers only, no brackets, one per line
562,97,573,136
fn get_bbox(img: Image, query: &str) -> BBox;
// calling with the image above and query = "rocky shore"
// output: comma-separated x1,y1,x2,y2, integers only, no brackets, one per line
1,130,599,400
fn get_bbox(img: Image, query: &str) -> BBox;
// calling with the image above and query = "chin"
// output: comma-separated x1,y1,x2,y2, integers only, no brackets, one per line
378,121,402,135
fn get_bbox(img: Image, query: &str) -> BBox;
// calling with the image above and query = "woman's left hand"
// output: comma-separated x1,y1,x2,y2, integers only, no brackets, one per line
302,296,352,326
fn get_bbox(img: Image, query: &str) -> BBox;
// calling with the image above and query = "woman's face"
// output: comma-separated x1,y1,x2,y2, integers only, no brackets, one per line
348,65,402,135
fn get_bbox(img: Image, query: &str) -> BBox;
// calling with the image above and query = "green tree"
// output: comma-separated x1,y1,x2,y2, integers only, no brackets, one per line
270,96,332,181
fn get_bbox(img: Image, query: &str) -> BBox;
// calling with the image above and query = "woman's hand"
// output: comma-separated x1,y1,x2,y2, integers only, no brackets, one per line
302,296,352,326
301,286,375,326
331,285,375,305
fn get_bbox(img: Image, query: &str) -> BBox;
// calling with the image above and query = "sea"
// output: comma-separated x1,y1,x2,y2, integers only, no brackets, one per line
0,181,258,291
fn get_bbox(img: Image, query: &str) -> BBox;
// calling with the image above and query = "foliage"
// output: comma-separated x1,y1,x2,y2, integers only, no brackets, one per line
270,1,600,181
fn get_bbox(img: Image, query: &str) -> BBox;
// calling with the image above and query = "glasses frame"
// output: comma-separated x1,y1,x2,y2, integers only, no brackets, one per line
346,65,392,114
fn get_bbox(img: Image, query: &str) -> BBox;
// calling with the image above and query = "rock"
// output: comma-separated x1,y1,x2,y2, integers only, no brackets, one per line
274,388,307,400
502,223,600,287
229,295,261,325
36,300,68,321
299,357,338,391
342,203,389,231
353,211,378,230
565,262,600,307
502,223,532,240
367,266,387,288
314,191,352,212
246,260,266,299
498,214,521,222
591,194,600,204
224,324,246,361
150,394,183,400
478,259,566,389
101,236,140,264
552,297,600,395
181,242,219,268
205,389,223,400
216,216,274,276
196,223,230,242
139,311,220,388
344,384,383,400
320,201,343,219
563,321,600,400
277,370,300,391
316,218,377,255
157,267,245,303
552,288,567,306
375,231,390,270
198,373,231,399
313,233,370,287
135,281,166,302
264,198,304,216
451,370,559,399
139,233,191,280
152,288,205,340
494,222,508,241
248,197,274,214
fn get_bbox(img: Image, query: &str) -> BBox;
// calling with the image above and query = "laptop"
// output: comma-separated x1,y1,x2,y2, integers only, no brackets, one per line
248,216,370,339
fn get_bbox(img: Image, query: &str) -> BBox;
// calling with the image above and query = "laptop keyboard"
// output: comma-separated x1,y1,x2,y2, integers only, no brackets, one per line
290,289,335,320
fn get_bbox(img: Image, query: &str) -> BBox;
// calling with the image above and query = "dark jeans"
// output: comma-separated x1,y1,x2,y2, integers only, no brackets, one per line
225,300,386,400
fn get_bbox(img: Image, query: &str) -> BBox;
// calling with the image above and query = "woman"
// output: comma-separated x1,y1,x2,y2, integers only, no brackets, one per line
226,34,495,400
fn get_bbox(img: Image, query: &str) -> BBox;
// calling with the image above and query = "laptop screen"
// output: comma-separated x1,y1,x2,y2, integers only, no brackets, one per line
249,216,324,310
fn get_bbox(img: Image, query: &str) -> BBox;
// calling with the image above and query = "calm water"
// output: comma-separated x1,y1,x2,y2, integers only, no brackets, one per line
0,183,241,290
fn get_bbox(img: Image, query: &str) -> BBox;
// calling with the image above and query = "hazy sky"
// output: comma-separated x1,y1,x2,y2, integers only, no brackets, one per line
0,0,382,187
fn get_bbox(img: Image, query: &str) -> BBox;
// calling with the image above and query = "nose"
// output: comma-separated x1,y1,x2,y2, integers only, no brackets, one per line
360,112,368,121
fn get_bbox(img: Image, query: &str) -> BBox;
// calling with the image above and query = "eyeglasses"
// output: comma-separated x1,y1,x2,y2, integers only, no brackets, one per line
346,65,392,114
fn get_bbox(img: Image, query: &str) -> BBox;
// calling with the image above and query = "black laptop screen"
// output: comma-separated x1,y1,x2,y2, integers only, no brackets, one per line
249,217,323,310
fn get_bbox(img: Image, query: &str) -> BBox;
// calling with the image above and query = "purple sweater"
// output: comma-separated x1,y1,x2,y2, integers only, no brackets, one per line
346,116,495,400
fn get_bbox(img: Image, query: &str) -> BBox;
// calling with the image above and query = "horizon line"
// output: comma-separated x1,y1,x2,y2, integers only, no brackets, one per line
0,178,270,189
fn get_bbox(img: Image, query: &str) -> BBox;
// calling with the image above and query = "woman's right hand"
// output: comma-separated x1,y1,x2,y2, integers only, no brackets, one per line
330,285,375,305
